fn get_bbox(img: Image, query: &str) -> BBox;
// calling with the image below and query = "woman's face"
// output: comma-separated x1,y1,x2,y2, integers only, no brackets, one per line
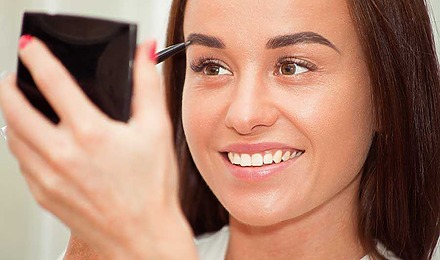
182,0,375,225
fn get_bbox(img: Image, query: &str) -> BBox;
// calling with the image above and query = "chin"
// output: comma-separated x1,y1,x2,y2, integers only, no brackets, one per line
230,212,287,227
223,196,299,227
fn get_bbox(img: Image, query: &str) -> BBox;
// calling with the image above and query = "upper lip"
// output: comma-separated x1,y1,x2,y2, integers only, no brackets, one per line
220,142,304,154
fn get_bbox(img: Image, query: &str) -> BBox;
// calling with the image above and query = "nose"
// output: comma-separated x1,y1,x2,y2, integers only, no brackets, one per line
224,75,278,135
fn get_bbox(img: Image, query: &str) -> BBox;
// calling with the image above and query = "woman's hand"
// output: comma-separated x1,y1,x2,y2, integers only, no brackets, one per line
0,37,197,259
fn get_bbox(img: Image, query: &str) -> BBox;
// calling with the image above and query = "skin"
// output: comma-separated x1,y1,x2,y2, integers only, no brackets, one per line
183,0,375,259
0,0,374,259
0,41,196,259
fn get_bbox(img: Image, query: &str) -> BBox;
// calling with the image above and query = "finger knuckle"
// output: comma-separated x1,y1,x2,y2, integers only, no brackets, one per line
48,146,79,172
34,190,51,209
42,177,63,198
23,175,53,210
74,122,106,145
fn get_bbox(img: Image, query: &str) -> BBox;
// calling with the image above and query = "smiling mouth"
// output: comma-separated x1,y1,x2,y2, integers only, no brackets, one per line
225,149,305,167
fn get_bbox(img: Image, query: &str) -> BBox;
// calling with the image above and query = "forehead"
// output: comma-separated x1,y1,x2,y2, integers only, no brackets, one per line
183,0,356,50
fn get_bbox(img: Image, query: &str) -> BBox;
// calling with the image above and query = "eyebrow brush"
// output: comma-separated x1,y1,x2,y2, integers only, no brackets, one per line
155,41,191,64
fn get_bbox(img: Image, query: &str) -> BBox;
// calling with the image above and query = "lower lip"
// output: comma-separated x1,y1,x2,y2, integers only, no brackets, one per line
221,153,300,181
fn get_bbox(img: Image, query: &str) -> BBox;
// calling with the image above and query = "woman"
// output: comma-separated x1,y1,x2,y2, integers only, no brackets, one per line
0,0,439,259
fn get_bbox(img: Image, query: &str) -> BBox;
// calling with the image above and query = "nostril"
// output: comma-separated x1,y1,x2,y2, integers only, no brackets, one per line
224,102,279,135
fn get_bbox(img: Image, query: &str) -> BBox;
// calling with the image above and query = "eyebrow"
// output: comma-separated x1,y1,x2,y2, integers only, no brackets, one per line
186,33,226,48
186,31,339,53
266,32,340,53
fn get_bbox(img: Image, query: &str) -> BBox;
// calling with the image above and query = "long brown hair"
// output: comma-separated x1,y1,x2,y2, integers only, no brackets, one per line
163,0,440,259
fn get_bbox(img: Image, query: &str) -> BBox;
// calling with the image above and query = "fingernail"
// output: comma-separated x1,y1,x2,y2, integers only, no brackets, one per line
149,40,157,62
19,34,33,50
1,126,7,140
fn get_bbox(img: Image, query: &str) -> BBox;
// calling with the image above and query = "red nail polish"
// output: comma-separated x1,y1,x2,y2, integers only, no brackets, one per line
149,41,157,62
19,35,33,49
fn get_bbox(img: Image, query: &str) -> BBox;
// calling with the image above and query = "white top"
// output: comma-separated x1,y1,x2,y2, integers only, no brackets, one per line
58,225,404,260
195,226,402,260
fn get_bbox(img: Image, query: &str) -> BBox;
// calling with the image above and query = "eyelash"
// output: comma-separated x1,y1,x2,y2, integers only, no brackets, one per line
190,56,227,73
274,55,318,74
189,55,318,75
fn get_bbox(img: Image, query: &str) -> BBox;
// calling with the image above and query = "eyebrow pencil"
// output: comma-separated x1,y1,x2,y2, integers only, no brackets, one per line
156,41,191,64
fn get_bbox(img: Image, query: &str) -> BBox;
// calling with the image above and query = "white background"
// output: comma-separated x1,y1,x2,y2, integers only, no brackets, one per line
0,0,439,259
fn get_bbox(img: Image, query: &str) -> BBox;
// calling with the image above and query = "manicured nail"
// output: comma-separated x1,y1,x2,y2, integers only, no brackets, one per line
19,35,33,49
149,41,157,62
1,126,7,140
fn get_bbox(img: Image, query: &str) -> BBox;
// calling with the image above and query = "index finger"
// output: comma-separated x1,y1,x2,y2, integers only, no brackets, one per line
131,40,167,124
18,36,103,129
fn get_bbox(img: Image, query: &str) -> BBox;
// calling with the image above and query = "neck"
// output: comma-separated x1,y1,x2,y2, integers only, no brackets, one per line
226,176,366,260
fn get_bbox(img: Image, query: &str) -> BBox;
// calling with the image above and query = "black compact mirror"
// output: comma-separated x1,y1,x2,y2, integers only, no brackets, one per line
17,12,137,123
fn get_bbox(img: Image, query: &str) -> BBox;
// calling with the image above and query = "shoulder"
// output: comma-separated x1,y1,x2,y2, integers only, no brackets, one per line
195,226,230,260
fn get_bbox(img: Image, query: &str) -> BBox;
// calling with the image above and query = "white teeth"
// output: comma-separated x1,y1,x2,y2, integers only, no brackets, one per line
228,152,234,162
282,151,291,162
240,154,251,167
251,154,263,166
290,151,297,158
263,153,273,164
227,150,304,167
273,150,282,164
233,153,241,165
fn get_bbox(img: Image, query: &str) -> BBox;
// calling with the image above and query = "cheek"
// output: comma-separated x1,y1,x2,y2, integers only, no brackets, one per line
291,75,374,196
182,86,203,153
181,82,225,165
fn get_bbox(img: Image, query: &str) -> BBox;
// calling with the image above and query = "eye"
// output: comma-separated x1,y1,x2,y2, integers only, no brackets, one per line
190,57,233,76
204,64,232,76
278,63,309,76
275,57,317,77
